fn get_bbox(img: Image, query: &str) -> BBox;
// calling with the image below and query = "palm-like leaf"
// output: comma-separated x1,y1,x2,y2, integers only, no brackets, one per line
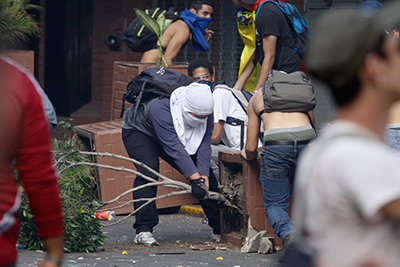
156,13,166,35
133,8,169,67
163,19,173,34
134,8,161,38
0,0,42,50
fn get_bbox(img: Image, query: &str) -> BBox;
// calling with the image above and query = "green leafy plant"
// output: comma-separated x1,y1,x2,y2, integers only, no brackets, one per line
19,120,106,253
0,0,42,50
134,8,173,66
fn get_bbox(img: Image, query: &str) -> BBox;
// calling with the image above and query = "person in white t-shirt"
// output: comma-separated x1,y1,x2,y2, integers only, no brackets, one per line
188,59,248,181
289,5,400,267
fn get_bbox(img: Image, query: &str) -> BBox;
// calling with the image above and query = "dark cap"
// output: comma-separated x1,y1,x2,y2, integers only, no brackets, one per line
306,3,400,88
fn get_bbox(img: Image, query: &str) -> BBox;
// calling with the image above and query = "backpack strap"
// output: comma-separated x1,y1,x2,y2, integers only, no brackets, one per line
231,90,248,114
255,1,294,68
132,81,147,126
120,81,146,123
214,86,247,126
225,117,246,150
214,85,250,150
120,81,146,118
214,84,250,114
120,93,127,118
255,1,299,60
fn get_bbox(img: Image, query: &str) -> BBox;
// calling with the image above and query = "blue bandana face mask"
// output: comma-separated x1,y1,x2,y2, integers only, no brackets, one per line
180,9,211,52
198,80,215,92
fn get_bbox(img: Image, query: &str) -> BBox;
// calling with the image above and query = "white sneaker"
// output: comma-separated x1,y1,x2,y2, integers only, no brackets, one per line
134,231,159,246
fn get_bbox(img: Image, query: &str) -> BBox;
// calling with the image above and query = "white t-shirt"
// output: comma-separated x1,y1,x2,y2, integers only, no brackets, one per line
294,120,400,267
213,88,248,150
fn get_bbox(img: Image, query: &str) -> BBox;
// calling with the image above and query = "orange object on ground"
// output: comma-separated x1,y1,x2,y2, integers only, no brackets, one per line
95,211,115,221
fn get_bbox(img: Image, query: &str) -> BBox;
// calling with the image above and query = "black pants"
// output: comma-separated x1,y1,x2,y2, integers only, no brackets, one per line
122,128,221,235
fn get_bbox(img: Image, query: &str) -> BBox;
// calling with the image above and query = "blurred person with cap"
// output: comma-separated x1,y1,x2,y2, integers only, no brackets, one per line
291,3,400,266
384,21,400,153
357,1,400,154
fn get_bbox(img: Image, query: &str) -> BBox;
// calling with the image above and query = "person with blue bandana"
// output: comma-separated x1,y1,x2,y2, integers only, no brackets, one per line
141,0,214,65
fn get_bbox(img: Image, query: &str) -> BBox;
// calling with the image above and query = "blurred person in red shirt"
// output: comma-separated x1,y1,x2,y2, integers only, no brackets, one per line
0,56,64,267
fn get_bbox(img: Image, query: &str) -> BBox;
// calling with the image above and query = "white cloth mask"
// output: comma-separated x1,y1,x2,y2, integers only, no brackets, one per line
170,83,214,155
183,111,207,128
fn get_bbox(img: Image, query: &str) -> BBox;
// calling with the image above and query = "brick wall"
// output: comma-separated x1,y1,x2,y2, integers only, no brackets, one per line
92,0,148,120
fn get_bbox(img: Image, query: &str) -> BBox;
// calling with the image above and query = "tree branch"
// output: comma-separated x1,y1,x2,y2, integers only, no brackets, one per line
101,190,189,226
57,150,244,224
78,151,190,187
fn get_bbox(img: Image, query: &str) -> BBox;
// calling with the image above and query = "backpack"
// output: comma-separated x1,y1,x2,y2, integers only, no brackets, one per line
122,7,180,53
120,67,194,118
255,0,311,57
262,70,316,113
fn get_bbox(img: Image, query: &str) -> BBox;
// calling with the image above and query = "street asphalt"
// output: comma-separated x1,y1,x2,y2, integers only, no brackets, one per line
17,207,281,267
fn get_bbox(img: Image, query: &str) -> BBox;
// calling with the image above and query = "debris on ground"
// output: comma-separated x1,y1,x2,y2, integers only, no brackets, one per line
190,245,218,250
241,218,275,254
95,211,116,221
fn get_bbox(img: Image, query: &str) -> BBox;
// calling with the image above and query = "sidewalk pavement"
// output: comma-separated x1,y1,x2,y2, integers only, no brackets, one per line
17,205,281,267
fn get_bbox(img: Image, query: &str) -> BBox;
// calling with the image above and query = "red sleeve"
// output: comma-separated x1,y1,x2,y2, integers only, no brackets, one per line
15,68,64,239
